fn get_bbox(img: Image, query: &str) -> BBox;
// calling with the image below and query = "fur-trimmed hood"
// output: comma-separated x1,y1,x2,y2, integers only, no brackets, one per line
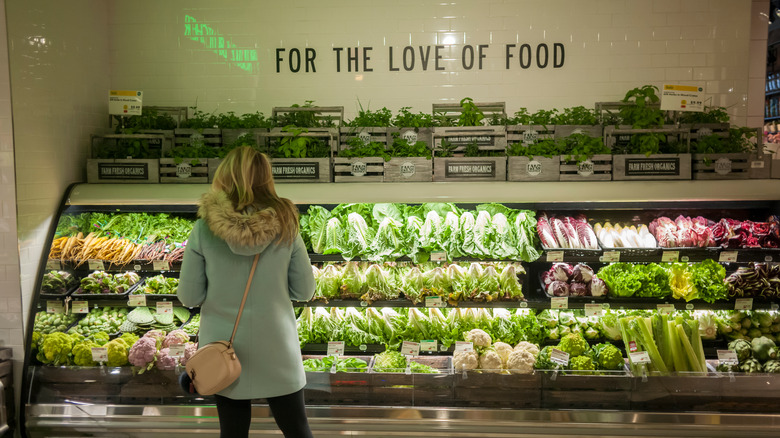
198,190,281,256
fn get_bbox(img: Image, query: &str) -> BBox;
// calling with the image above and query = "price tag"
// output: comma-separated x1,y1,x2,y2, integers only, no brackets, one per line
425,296,445,308
156,301,173,314
657,304,674,315
46,301,64,314
454,341,474,353
71,301,89,314
717,349,738,365
108,90,143,116
133,264,142,271
327,341,345,356
128,294,146,307
153,260,171,271
550,348,570,366
680,255,689,262
401,341,420,356
584,303,602,317
91,347,108,363
88,260,105,271
628,341,638,352
430,252,447,262
629,351,651,364
601,251,621,262
45,259,61,270
421,340,438,352
546,251,564,262
719,251,738,263
751,160,766,169
734,298,753,311
661,251,679,262
169,344,186,358
551,297,568,309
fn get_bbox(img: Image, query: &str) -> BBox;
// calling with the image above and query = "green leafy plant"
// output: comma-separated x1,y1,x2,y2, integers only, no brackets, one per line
506,138,565,158
340,136,391,161
457,97,485,126
511,108,558,125
619,85,666,128
179,107,219,129
216,111,270,129
345,103,393,127
464,142,503,157
560,134,611,162
392,107,435,128
388,133,431,158
270,126,330,159
434,139,458,157
678,106,730,124
552,106,598,125
692,127,757,155
112,107,177,132
273,101,337,128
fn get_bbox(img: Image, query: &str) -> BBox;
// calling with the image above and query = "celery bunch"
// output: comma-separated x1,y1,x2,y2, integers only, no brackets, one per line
620,314,706,375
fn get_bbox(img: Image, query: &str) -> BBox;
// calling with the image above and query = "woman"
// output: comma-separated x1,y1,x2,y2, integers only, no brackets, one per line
178,146,315,438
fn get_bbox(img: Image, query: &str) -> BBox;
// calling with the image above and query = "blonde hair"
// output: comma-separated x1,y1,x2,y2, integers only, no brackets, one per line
211,146,299,245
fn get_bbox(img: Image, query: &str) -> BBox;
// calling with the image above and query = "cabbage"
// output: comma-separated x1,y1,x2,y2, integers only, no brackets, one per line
491,213,519,259
401,266,425,303
342,212,373,259
499,263,524,300
369,217,406,261
323,217,345,255
569,282,588,296
315,264,341,300
420,210,444,253
442,212,463,259
340,261,366,299
551,263,572,282
546,280,569,297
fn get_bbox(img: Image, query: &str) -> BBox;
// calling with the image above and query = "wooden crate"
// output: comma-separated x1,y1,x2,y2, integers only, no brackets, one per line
603,125,691,152
595,101,662,125
432,157,507,182
387,127,434,148
87,159,159,183
559,154,612,181
272,106,344,127
506,124,555,147
612,154,692,180
173,128,222,149
554,125,603,138
89,133,169,159
339,127,391,149
432,101,506,125
109,106,188,129
507,156,560,181
270,158,331,183
384,157,432,182
221,128,268,147
680,122,730,140
693,153,754,180
259,128,338,156
333,157,384,182
432,126,507,152
159,158,220,183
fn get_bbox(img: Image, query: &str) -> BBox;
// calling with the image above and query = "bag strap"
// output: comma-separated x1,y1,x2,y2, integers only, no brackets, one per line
229,253,260,347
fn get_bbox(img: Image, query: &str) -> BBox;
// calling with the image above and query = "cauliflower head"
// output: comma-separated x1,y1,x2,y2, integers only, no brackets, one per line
464,329,492,348
106,338,130,367
453,350,479,372
156,347,179,370
163,329,190,348
591,343,624,370
569,355,596,372
507,349,536,374
128,337,158,371
478,348,503,372
72,340,100,366
181,342,198,366
142,329,167,348
39,332,75,365
493,342,513,366
557,333,589,357
514,341,540,357
88,331,110,346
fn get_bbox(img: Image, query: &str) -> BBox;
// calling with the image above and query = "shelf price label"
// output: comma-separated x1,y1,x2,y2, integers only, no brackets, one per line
717,350,739,365
401,341,420,356
629,351,651,364
430,252,447,262
45,259,62,271
454,341,473,353
153,260,171,271
600,251,621,263
128,294,146,307
327,341,345,357
551,297,568,309
169,344,186,358
88,260,105,271
657,304,675,315
584,303,602,317
91,347,108,363
156,301,173,315
71,301,89,314
661,251,679,263
719,251,738,263
550,348,570,366
734,298,753,311
425,296,445,308
421,340,438,352
46,301,64,314
546,251,564,262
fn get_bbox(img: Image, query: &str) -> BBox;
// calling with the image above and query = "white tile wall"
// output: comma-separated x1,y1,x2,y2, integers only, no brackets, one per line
103,0,761,124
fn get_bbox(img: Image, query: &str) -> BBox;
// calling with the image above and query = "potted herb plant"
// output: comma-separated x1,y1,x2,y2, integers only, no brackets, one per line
258,125,333,183
558,133,613,181
692,127,769,179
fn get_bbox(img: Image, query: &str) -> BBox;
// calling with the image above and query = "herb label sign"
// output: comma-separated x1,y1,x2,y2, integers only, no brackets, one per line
577,160,594,177
629,351,651,364
176,162,192,178
108,90,143,116
550,348,570,366
91,347,109,363
526,160,543,176
625,158,680,176
444,161,496,178
399,161,416,178
401,130,418,143
660,84,704,112
327,341,345,356
350,161,367,177
717,349,738,365
272,163,320,180
401,341,420,356
714,157,732,175
522,129,538,145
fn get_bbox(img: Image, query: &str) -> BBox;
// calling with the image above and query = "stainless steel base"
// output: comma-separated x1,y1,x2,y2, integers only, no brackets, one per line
25,403,780,438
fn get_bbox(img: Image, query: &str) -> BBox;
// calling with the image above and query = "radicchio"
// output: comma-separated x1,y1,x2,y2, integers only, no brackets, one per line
547,280,570,297
576,221,599,249
589,277,608,297
570,264,594,283
550,263,572,282
569,282,588,297
550,217,570,248
562,217,581,249
537,216,558,249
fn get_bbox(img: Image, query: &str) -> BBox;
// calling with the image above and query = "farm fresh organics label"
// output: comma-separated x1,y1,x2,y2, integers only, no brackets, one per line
444,161,496,178
97,163,150,180
625,158,680,176
271,163,320,180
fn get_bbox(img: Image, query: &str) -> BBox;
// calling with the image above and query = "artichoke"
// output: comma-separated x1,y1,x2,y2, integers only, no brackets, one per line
739,358,763,373
727,339,752,363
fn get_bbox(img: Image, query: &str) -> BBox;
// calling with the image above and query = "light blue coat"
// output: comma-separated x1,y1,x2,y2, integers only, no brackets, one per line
178,191,314,399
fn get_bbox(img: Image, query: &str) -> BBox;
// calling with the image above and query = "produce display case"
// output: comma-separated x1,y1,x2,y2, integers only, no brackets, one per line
21,181,780,437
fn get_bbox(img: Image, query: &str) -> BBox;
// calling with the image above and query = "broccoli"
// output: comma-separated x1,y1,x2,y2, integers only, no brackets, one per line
106,338,130,367
38,332,75,365
88,331,110,346
557,333,589,357
590,343,625,370
72,340,100,366
568,355,596,372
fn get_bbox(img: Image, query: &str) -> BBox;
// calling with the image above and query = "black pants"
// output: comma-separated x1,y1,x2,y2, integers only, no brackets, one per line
215,390,313,438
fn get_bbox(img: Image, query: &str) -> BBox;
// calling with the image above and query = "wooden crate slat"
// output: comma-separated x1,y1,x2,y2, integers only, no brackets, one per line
507,156,560,181
433,126,507,151
386,127,434,148
559,154,612,181
333,157,385,182
384,157,433,182
506,124,556,145
692,153,752,180
173,128,222,148
554,125,603,138
159,158,215,184
89,133,169,159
